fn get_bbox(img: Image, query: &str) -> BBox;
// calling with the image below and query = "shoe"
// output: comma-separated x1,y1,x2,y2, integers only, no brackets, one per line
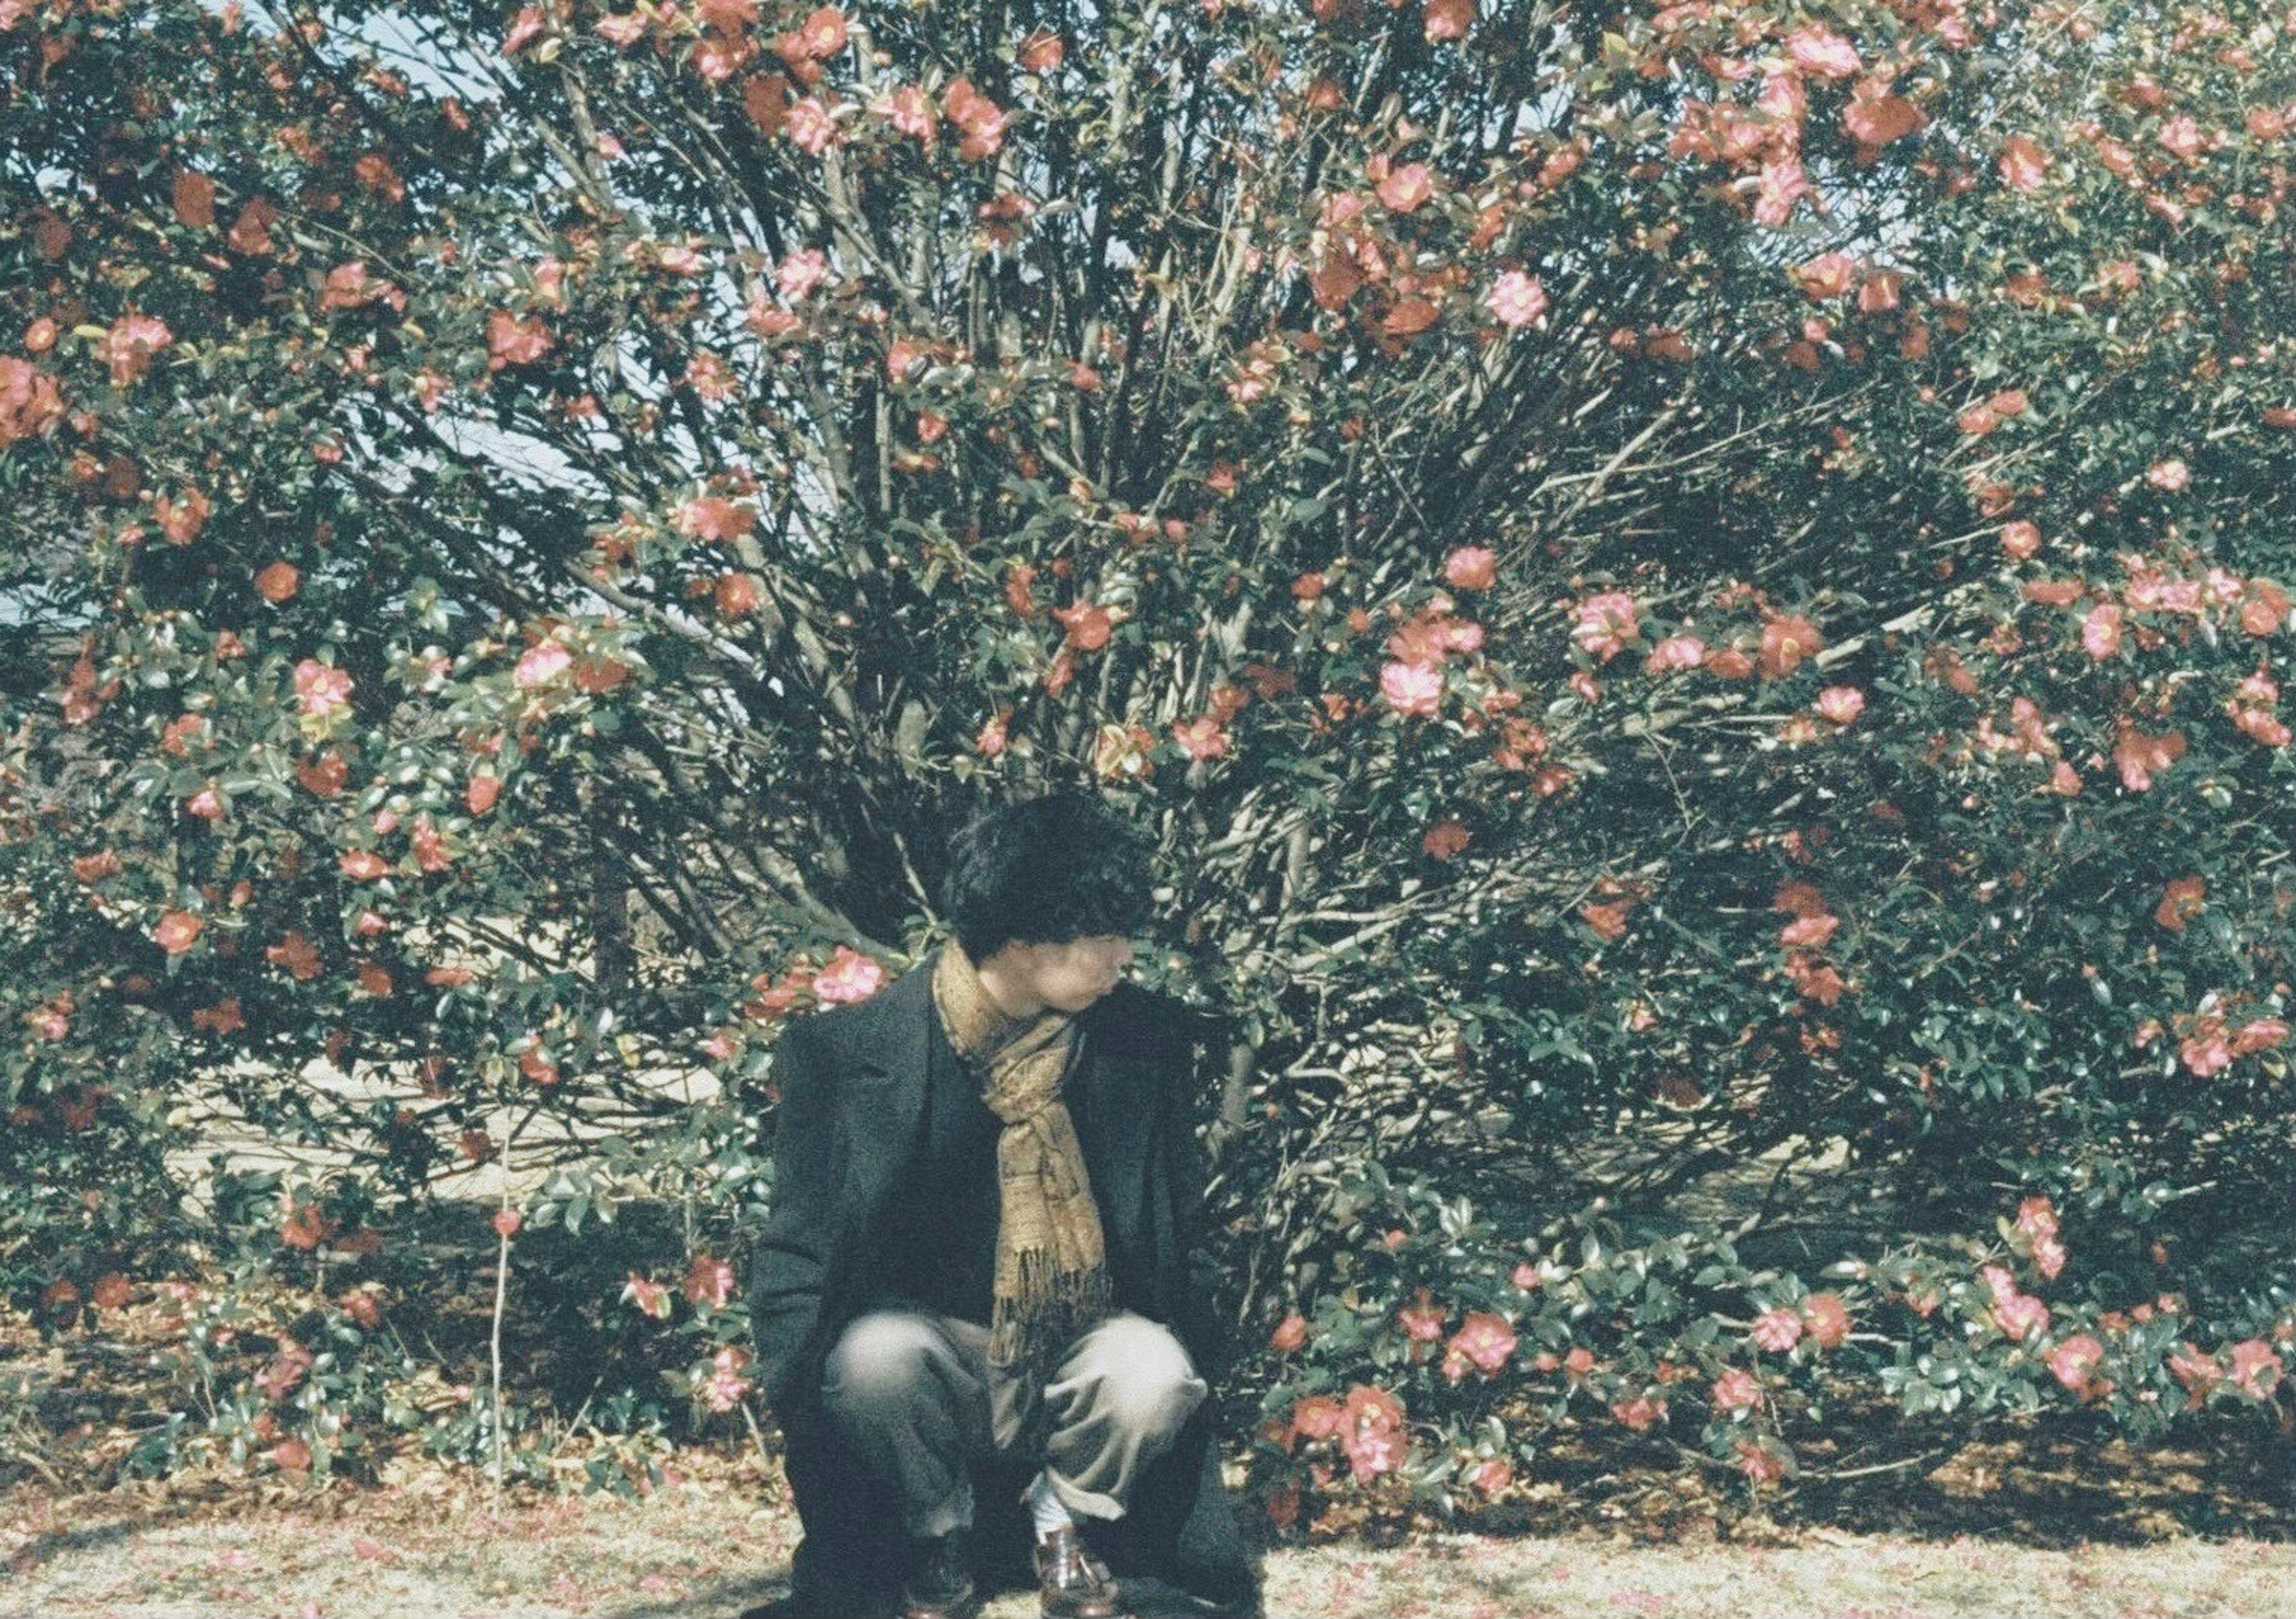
1033,1523,1129,1619
899,1530,978,1619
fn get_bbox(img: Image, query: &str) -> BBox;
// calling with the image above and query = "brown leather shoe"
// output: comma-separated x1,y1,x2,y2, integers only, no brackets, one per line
1033,1524,1129,1619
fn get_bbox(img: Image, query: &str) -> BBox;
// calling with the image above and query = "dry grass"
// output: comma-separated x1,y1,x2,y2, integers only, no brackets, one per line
8,1459,2296,1619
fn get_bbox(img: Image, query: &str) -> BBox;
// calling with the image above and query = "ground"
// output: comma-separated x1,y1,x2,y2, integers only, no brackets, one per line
8,1440,2296,1619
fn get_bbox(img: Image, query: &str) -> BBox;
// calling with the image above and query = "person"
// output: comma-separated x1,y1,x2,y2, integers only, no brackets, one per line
740,791,1265,1619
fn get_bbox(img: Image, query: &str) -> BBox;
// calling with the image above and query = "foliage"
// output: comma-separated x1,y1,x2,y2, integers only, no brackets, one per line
2,0,2294,1513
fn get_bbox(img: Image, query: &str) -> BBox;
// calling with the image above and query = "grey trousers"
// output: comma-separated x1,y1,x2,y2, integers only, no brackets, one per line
820,1303,1210,1540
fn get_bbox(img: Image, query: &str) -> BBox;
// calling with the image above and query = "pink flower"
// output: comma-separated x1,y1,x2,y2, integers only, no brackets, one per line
1610,1395,1668,1432
1793,252,1860,300
1484,271,1548,329
2229,1339,2284,1401
1396,1287,1448,1343
683,1254,736,1311
2146,457,2191,491
2033,1235,2067,1281
1645,634,1705,673
1422,0,1474,42
1511,1261,1542,1290
1998,135,2050,192
700,1344,753,1412
485,309,553,368
1711,1367,1763,1412
787,97,838,155
105,312,173,387
1172,715,1231,761
254,1343,314,1401
813,945,886,1004
1814,685,1866,724
514,639,573,689
1339,1383,1407,1480
1447,1312,1518,1376
1736,1438,1787,1485
500,4,546,54
2047,1333,2105,1393
1445,546,1499,590
625,1274,673,1319
1992,1289,2051,1342
1380,660,1445,718
1750,1308,1803,1353
677,496,755,540
2168,1342,2222,1394
1375,163,1434,213
1467,1457,1512,1495
292,658,353,719
777,248,829,301
1269,1313,1309,1354
1572,592,1641,661
1784,25,1860,79
2081,603,2124,660
1290,1393,1344,1443
1754,157,1812,227
1802,1294,1851,1351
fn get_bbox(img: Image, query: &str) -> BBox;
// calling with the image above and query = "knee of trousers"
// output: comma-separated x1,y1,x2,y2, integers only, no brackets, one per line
819,1310,957,1418
1052,1313,1209,1437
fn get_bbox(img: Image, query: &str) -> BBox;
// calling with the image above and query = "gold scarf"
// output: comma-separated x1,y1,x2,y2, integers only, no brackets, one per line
929,939,1114,1416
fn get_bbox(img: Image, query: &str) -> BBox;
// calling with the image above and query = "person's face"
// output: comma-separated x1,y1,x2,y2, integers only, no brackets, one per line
1008,933,1135,1014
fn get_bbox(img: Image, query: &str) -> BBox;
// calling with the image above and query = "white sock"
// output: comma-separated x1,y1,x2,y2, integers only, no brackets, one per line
1025,1469,1075,1539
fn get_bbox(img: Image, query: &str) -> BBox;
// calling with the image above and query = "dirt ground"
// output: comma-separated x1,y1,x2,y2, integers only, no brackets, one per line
8,1461,2296,1619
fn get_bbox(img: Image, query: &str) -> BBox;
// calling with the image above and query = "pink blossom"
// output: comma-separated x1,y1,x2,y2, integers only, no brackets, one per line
777,248,829,301
1610,1394,1668,1432
2047,1333,2105,1393
1999,135,2050,191
1802,1293,1851,1350
1753,157,1812,227
1993,1286,2048,1331
2146,457,2191,491
514,640,573,689
292,659,353,719
1339,1383,1407,1480
1484,271,1549,329
2082,603,2124,659
105,313,173,387
1784,25,1860,79
1375,162,1434,213
1751,1308,1803,1353
1711,1367,1763,1412
813,945,886,1004
787,97,838,156
1445,546,1499,590
1645,634,1705,673
1815,686,1866,724
1380,660,1445,718
2033,1234,2068,1280
1573,591,1641,661
700,1344,753,1412
1447,1311,1518,1376
1736,1438,1787,1485
2229,1339,2284,1401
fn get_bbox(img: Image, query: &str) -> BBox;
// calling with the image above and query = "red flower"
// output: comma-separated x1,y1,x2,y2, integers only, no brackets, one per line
1396,1286,1448,1343
1270,1313,1309,1354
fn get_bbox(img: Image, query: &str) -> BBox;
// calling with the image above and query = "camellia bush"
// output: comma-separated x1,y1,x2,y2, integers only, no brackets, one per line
4,0,2294,1514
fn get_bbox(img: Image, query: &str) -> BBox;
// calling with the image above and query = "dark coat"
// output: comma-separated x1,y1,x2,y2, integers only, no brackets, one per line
744,948,1264,1618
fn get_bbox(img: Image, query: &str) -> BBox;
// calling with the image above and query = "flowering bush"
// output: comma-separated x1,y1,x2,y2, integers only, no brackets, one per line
2,0,2294,1504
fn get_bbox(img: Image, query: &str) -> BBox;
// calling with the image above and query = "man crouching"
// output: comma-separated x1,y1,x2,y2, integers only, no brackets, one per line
741,790,1264,1619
